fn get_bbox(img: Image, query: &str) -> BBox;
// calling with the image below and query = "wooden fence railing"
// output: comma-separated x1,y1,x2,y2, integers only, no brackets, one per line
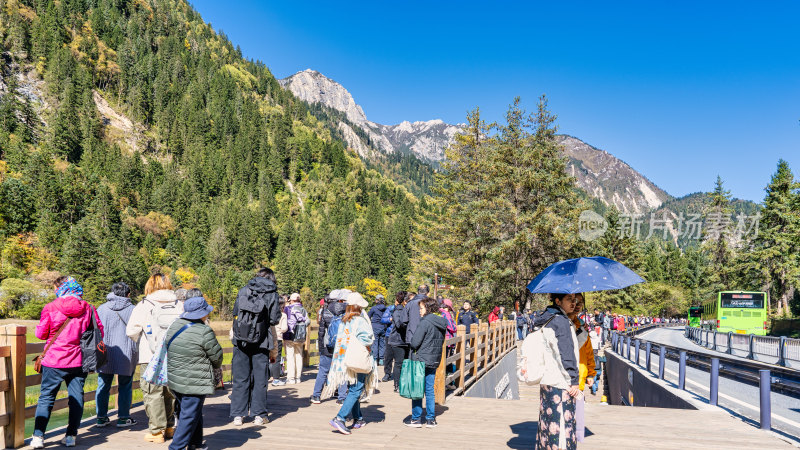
435,320,516,404
0,319,509,447
0,323,320,448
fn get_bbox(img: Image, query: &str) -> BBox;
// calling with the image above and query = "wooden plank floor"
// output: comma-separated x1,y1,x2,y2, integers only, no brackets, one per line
34,364,796,449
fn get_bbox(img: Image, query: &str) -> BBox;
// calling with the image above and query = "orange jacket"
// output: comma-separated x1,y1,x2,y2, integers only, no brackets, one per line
572,317,597,390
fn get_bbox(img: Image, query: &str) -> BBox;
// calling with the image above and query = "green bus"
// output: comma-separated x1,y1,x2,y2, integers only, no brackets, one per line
687,306,702,327
701,291,768,336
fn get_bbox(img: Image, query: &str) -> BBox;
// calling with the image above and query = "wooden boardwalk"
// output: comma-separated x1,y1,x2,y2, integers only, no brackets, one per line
29,362,796,449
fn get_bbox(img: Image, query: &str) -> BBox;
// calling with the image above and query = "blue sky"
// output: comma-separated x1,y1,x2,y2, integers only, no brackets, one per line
189,0,800,202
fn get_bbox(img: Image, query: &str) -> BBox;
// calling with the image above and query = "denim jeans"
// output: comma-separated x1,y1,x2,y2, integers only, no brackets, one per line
411,367,437,421
96,373,133,419
335,373,366,422
313,354,347,400
34,366,87,437
372,328,386,360
168,393,205,450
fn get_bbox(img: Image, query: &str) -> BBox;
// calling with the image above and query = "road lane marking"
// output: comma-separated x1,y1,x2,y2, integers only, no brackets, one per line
661,366,800,429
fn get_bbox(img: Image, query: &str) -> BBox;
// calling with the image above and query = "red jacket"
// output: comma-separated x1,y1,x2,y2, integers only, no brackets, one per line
36,296,104,369
488,306,501,323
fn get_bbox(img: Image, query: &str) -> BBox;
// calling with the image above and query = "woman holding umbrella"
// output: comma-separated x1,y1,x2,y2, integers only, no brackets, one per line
533,293,580,449
527,256,645,449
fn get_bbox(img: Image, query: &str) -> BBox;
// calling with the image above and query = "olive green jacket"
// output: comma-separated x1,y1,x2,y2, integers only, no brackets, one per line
165,318,223,395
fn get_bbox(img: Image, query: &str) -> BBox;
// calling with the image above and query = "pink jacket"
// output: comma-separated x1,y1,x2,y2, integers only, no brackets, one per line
35,295,104,369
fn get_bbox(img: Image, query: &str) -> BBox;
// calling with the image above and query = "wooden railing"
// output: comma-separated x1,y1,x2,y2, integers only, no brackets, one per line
435,320,517,404
0,323,320,448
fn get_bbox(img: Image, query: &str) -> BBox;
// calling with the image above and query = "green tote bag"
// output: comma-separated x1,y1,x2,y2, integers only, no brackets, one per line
399,357,425,400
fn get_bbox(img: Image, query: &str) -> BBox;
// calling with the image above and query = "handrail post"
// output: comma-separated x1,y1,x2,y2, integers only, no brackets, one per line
626,336,631,360
435,333,447,404
645,341,652,372
302,323,314,367
658,346,666,380
1,325,26,448
778,337,787,367
634,339,641,366
709,358,719,406
748,334,755,360
678,350,687,390
727,331,732,355
759,370,771,430
712,331,717,351
457,325,466,392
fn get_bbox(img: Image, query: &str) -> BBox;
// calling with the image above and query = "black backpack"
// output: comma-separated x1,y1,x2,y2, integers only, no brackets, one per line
233,288,267,344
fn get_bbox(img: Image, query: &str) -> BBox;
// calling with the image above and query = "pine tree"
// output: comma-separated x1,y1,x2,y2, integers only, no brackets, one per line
701,176,735,292
750,160,800,315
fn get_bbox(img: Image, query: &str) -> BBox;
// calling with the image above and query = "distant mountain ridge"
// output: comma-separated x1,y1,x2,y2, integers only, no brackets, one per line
280,69,460,162
281,69,675,213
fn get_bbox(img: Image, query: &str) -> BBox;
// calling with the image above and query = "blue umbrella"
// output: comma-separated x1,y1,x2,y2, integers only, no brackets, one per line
526,256,645,294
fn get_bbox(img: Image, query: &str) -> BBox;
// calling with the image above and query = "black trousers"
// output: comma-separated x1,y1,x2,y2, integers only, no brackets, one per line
391,345,409,389
384,338,395,379
269,340,283,380
230,344,270,418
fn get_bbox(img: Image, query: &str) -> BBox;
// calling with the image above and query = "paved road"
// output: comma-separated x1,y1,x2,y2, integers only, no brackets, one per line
637,326,800,442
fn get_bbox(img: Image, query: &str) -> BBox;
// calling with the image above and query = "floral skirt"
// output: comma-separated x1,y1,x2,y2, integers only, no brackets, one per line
537,384,576,450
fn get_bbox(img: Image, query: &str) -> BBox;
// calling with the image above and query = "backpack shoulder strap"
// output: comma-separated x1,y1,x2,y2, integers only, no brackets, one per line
166,323,195,350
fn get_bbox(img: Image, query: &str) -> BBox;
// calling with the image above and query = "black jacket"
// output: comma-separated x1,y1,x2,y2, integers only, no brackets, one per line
533,306,579,386
410,314,447,369
388,305,407,347
318,301,346,358
232,277,281,351
400,294,424,344
458,309,480,334
368,303,387,332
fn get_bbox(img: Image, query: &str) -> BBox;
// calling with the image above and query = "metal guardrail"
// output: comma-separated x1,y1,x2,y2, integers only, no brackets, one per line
685,326,800,368
612,326,800,432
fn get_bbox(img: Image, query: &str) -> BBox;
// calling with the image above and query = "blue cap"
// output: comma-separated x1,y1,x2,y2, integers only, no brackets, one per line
181,296,214,320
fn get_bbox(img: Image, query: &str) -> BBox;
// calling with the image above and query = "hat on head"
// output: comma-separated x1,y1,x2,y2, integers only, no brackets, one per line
290,292,301,302
443,298,453,308
338,289,352,301
181,296,214,320
376,294,385,303
346,292,368,308
329,289,341,300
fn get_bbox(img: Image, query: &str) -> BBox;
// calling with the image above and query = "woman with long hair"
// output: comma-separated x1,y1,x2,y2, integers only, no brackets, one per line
532,293,580,450
126,272,181,443
326,292,376,435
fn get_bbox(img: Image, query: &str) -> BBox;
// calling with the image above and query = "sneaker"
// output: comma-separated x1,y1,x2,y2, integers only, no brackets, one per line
329,418,351,435
426,419,438,428
29,436,44,449
116,417,136,428
272,379,285,386
310,396,321,404
144,431,165,443
336,399,344,405
188,445,208,450
381,375,391,383
404,418,423,428
61,435,76,447
164,427,175,439
233,416,243,426
351,419,367,429
96,417,111,427
253,415,268,425
286,379,296,385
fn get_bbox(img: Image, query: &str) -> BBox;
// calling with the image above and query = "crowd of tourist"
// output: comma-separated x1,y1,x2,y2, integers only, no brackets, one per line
30,270,680,448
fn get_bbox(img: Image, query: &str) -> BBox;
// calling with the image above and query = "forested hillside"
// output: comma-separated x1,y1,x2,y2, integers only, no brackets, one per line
0,0,414,316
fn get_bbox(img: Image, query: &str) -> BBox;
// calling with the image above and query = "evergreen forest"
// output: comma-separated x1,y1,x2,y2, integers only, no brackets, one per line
1,0,798,320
